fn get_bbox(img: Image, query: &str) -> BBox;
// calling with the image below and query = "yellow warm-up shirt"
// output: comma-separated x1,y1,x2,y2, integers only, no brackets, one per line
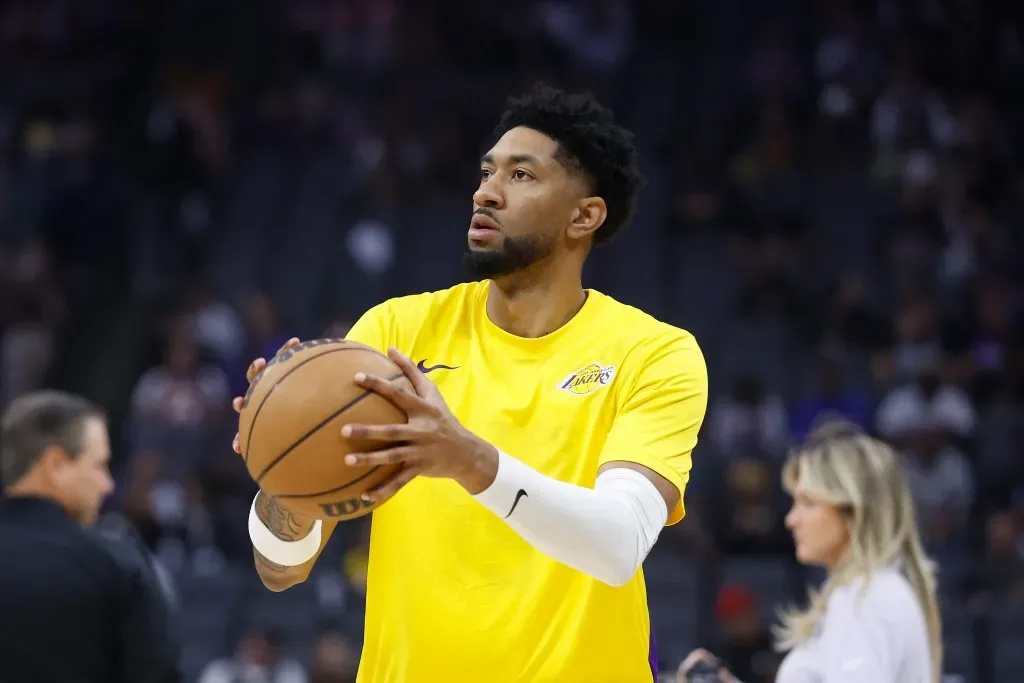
346,280,708,683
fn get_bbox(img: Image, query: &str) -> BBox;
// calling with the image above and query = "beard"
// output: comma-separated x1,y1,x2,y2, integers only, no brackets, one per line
462,233,553,279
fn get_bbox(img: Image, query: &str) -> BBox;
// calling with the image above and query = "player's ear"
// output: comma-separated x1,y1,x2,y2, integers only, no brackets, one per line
566,197,607,241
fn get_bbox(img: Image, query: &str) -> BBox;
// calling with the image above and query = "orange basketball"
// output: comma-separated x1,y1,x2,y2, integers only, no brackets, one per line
238,338,409,520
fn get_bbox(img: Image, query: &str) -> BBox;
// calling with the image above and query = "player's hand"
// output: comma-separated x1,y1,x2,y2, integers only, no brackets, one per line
342,347,499,504
676,649,739,683
230,337,302,455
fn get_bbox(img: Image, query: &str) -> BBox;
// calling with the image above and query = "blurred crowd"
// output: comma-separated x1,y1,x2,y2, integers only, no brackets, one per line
1,0,1023,681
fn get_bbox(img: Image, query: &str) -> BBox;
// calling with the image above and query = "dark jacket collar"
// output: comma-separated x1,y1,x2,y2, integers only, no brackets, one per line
0,495,75,525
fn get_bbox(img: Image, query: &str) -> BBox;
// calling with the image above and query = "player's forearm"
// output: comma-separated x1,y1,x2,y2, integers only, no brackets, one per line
250,492,321,591
472,451,668,586
252,549,307,591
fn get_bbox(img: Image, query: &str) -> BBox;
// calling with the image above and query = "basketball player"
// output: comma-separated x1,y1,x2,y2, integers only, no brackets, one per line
678,420,941,683
232,84,709,682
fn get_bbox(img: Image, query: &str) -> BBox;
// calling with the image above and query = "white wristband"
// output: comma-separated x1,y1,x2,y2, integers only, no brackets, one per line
248,496,323,567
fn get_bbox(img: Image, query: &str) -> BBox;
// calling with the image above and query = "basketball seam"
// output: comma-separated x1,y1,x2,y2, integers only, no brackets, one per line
243,343,361,460
254,369,409,483
274,464,382,499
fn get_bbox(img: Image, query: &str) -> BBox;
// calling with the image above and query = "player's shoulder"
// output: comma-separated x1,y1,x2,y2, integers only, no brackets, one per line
371,281,485,324
588,290,703,362
350,281,486,352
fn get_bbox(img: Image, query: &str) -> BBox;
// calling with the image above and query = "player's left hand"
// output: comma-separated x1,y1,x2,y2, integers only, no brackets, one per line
342,347,499,504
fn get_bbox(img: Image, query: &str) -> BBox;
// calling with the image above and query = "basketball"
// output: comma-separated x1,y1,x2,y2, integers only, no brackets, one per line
237,338,410,521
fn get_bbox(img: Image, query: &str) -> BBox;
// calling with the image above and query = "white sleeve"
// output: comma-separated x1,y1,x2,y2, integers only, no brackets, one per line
472,450,669,586
820,586,897,682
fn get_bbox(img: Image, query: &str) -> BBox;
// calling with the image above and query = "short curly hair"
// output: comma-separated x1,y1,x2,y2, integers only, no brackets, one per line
492,84,645,245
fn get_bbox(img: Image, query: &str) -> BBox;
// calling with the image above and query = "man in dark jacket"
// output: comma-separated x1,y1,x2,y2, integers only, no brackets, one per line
0,390,182,683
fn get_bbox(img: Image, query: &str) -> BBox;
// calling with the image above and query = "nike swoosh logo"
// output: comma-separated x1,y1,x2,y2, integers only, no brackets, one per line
416,360,460,374
504,489,528,519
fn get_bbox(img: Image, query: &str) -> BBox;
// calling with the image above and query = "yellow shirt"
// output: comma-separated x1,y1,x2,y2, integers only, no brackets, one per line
346,280,708,683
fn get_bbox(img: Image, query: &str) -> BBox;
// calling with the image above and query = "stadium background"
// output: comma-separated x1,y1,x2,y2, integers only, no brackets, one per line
0,0,1022,681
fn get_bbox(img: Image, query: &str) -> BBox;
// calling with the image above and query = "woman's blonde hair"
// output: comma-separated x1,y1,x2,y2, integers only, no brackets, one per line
773,418,942,683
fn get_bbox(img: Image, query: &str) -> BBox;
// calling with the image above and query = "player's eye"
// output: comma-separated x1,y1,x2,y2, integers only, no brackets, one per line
512,169,532,181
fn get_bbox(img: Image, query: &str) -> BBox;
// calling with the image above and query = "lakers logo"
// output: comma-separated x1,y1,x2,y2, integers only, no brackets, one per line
557,363,616,395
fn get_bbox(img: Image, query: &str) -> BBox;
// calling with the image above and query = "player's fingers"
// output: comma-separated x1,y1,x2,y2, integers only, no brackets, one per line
276,337,301,356
344,445,416,468
246,358,267,383
232,433,241,455
386,347,432,396
232,396,244,414
343,422,418,442
361,464,419,505
354,371,425,412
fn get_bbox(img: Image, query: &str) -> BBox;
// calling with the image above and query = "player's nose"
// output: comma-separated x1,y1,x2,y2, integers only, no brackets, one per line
473,182,504,210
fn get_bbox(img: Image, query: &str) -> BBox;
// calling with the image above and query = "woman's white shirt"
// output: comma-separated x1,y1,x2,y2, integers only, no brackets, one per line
775,567,933,683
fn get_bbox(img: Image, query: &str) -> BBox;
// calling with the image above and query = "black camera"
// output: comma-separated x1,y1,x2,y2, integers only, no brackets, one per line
685,657,727,683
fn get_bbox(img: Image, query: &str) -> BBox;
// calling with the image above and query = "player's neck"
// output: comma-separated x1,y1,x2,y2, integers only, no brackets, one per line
486,275,587,339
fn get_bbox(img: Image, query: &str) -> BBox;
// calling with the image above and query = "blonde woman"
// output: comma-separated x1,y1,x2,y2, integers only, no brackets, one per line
678,420,942,683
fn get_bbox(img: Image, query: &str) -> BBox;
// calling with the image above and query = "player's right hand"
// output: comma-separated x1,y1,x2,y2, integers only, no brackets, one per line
231,337,302,455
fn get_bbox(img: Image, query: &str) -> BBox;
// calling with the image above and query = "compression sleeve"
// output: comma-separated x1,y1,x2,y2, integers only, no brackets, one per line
472,450,669,586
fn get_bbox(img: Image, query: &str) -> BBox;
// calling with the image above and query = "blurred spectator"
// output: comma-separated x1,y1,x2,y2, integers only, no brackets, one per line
130,328,231,476
124,327,230,565
880,172,944,283
715,459,789,555
182,278,246,367
745,24,804,110
871,40,957,156
38,115,132,312
709,374,789,460
813,0,880,132
899,415,975,569
667,145,728,235
661,501,718,560
883,295,946,383
230,291,290,398
536,0,633,76
342,520,370,598
974,357,1024,510
0,241,65,406
875,360,976,443
962,279,1019,404
818,271,890,354
713,584,778,683
734,234,807,324
730,119,806,236
789,356,871,441
967,512,1024,604
309,632,359,683
197,627,307,683
942,200,1011,293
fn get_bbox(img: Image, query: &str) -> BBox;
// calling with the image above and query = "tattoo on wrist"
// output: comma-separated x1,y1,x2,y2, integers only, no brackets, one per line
254,550,290,574
254,492,313,541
